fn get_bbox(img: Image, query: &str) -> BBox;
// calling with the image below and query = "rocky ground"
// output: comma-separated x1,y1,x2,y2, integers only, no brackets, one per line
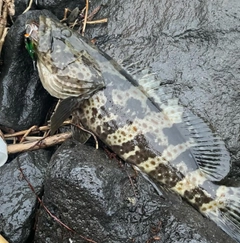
0,0,240,242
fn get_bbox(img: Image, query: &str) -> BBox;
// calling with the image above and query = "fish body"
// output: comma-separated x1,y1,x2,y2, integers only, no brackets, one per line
26,16,240,242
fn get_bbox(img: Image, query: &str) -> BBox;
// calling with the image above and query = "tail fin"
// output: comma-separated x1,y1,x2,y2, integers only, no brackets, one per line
203,186,240,242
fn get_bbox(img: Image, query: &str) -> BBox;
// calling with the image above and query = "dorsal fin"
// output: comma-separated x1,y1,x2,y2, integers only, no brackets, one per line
136,72,230,181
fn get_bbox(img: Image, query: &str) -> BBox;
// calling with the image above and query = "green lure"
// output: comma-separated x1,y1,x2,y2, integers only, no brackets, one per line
24,33,36,69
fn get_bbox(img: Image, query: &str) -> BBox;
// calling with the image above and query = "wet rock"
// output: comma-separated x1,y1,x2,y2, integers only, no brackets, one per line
1,0,240,242
14,0,37,18
85,0,240,175
35,140,235,243
35,0,85,20
0,10,56,131
0,150,51,243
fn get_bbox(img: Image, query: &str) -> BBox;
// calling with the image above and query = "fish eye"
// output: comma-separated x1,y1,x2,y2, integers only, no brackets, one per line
61,28,71,37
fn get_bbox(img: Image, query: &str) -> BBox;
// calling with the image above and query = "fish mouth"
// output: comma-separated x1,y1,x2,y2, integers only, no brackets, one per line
25,21,39,43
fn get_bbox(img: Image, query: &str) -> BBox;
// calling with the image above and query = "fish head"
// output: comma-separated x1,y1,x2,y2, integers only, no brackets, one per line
25,15,105,99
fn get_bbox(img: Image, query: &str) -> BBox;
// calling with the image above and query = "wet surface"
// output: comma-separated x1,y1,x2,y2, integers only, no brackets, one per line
0,10,57,130
0,1,240,242
0,150,51,242
86,0,240,177
35,140,235,243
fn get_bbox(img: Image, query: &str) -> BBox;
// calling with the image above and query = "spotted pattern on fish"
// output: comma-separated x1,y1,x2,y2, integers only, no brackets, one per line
27,16,240,242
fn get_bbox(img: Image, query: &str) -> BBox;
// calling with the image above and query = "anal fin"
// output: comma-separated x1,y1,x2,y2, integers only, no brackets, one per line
176,110,230,182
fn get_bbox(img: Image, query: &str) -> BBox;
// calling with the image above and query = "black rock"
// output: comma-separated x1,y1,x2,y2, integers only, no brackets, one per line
0,10,56,131
34,140,235,243
0,150,51,243
35,0,85,20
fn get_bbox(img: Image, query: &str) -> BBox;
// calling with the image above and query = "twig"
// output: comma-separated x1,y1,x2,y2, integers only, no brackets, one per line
126,171,138,198
0,26,8,56
72,123,99,149
4,122,71,139
7,132,72,154
60,8,70,22
0,1,8,43
82,0,89,36
4,126,47,138
22,0,33,14
19,168,97,243
86,19,107,24
0,0,3,17
20,125,38,143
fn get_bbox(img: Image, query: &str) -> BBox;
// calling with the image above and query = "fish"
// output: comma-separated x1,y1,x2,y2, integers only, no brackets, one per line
25,15,240,242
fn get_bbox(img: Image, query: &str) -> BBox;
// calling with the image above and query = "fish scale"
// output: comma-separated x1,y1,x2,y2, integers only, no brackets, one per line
25,15,240,242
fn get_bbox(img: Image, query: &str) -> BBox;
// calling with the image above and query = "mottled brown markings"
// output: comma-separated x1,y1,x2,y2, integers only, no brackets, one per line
92,107,98,116
97,121,119,141
184,188,212,208
148,163,181,188
179,145,184,150
151,160,156,166
127,149,156,164
132,126,138,132
121,131,126,136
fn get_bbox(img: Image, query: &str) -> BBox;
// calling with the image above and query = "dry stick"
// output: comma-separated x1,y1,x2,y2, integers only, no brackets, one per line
22,0,33,14
20,136,47,141
0,0,3,18
60,8,70,22
18,168,97,243
0,26,8,56
72,123,99,149
4,125,49,138
7,132,72,154
126,172,138,198
6,0,15,17
86,19,107,24
4,121,72,139
20,125,38,143
0,1,7,41
82,0,89,36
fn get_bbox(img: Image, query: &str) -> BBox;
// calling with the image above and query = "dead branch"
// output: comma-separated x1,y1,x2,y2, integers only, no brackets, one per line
22,0,33,14
82,0,89,36
0,0,15,57
7,132,72,154
86,19,107,24
72,123,99,149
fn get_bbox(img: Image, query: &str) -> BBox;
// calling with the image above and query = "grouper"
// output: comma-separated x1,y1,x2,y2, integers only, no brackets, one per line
25,15,240,242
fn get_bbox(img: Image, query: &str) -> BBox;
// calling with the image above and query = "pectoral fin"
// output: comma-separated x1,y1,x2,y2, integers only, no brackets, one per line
50,97,79,135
